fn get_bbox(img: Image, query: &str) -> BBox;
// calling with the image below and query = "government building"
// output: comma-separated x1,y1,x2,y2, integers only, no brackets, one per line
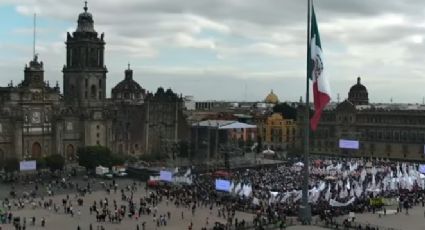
0,3,188,162
297,77,425,161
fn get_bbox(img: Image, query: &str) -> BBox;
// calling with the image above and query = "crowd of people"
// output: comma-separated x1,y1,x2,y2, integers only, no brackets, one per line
1,157,425,229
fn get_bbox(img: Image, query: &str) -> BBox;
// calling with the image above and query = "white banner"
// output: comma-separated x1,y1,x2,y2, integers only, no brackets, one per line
329,197,356,207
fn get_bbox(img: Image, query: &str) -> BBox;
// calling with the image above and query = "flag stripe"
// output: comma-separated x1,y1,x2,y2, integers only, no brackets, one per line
309,5,331,131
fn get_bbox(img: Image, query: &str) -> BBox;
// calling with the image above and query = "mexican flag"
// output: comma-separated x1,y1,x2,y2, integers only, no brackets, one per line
309,6,331,131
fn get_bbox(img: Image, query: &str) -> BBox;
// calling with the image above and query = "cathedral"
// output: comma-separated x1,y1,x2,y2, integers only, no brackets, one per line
0,3,189,162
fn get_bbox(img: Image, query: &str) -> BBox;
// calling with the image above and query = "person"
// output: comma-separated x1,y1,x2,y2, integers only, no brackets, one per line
41,217,45,227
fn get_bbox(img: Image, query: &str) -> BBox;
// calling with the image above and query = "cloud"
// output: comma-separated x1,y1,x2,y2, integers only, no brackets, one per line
1,0,425,102
15,4,41,15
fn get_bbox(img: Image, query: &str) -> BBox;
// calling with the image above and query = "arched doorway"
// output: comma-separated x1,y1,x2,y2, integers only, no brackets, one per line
66,144,75,161
31,142,42,159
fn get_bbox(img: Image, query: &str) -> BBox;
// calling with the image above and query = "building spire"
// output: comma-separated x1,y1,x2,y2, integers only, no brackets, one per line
33,13,36,60
84,1,88,12
128,62,130,70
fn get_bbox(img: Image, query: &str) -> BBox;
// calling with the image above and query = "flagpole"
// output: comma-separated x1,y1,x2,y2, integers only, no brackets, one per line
300,0,312,224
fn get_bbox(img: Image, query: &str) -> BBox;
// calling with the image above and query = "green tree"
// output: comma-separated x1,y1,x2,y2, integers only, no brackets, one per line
45,154,65,172
30,157,46,170
4,157,19,173
77,146,112,170
177,140,189,158
139,152,168,162
107,153,126,167
273,103,297,120
77,146,127,170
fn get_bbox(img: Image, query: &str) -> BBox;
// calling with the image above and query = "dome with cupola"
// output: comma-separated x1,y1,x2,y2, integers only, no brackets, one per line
76,1,96,33
265,90,279,104
111,64,145,103
348,77,369,105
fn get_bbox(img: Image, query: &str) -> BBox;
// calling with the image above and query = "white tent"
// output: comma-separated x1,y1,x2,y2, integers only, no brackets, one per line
262,149,275,154
219,122,257,129
294,162,304,167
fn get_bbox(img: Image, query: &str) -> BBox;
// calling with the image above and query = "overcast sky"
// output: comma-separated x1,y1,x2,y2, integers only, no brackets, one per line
1,0,425,103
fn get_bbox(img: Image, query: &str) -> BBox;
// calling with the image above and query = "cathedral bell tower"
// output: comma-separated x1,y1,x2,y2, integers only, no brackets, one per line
63,1,107,106
22,54,44,88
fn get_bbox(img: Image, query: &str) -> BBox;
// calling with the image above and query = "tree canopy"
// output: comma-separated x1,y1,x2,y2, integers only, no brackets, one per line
45,154,65,172
4,157,19,173
77,146,125,170
273,103,297,120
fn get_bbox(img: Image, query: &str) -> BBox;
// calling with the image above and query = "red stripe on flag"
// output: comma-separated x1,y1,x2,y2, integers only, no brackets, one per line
311,81,330,131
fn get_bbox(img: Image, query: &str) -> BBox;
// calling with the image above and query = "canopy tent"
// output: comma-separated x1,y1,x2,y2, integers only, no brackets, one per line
214,170,232,178
219,122,257,130
294,162,304,167
262,149,275,154
191,120,256,129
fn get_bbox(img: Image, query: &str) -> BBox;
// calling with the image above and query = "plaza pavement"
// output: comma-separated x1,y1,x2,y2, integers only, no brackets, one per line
338,205,425,230
1,180,255,230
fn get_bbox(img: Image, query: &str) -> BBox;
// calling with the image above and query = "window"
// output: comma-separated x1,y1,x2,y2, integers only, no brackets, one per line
97,49,101,66
96,133,100,138
85,79,88,88
99,79,102,88
91,85,97,98
70,85,75,96
85,91,88,99
69,49,73,66
96,125,100,129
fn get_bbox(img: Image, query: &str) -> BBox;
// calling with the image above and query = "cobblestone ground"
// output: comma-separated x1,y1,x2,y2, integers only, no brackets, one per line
287,226,328,230
1,181,255,230
338,205,425,230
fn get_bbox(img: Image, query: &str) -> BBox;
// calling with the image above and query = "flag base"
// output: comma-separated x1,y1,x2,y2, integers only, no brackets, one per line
299,204,312,224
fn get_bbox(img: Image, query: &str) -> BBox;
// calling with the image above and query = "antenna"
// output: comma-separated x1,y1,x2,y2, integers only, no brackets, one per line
33,13,36,59
244,82,247,102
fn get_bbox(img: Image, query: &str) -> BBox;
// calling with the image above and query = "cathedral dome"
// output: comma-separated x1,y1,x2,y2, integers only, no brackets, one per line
76,1,96,33
112,65,145,102
265,90,279,104
348,77,369,105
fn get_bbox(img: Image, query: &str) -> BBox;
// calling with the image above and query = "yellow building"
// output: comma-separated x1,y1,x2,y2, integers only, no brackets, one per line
258,113,296,150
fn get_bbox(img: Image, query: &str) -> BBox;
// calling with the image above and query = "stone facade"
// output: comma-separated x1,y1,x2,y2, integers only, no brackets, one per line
297,77,425,161
0,4,188,162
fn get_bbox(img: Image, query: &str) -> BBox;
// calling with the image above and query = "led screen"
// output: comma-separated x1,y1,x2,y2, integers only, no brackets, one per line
419,164,425,174
215,179,231,192
339,139,359,149
20,160,37,171
159,171,172,182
